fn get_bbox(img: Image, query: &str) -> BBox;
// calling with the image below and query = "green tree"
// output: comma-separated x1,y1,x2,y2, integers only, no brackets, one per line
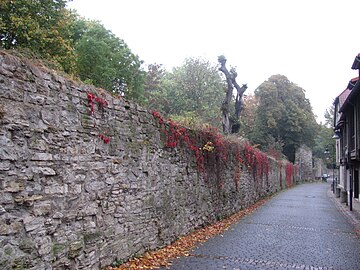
0,1,145,101
144,63,166,93
240,94,259,139
252,74,318,161
143,63,168,109
155,57,226,127
323,105,334,128
313,124,335,159
75,20,145,101
0,0,77,73
313,105,336,162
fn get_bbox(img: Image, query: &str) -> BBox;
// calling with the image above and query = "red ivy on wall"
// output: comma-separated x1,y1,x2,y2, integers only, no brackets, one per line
87,92,96,115
98,133,111,144
151,111,289,190
87,92,108,115
86,91,111,144
285,163,294,187
152,111,205,176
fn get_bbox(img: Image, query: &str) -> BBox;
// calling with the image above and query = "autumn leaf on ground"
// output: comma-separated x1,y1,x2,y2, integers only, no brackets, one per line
108,197,271,270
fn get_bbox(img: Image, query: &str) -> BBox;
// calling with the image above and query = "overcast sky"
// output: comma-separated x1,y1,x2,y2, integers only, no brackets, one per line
67,0,360,124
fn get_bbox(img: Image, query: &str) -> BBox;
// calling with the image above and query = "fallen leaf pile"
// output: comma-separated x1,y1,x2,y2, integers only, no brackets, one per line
108,197,270,270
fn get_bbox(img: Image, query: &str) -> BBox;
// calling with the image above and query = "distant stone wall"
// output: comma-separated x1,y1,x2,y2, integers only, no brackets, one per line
0,51,294,270
313,158,326,180
295,145,314,182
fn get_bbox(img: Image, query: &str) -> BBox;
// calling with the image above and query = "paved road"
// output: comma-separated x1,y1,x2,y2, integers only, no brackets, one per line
162,183,360,270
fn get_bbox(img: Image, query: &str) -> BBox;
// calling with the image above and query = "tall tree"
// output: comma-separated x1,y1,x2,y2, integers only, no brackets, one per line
156,57,226,127
143,63,168,109
313,105,336,162
252,74,318,161
313,123,335,160
144,63,166,93
239,94,259,138
323,105,335,128
0,0,77,73
0,1,146,102
218,55,247,134
75,20,145,101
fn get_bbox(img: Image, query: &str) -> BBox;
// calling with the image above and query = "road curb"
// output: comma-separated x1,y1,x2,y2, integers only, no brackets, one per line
327,188,360,233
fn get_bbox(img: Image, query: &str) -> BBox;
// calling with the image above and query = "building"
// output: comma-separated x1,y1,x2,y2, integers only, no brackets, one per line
333,53,360,210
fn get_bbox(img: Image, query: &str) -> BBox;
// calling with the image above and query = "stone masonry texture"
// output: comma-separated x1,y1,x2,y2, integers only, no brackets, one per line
0,51,297,269
295,145,314,182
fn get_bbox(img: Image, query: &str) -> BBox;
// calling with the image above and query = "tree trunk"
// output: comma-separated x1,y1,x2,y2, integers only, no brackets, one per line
235,84,248,119
218,56,247,134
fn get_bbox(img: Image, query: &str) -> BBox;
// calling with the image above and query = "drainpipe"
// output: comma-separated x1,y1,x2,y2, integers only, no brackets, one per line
349,167,353,211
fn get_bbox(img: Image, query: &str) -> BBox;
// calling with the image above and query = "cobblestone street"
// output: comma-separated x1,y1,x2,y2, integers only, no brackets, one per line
162,183,360,270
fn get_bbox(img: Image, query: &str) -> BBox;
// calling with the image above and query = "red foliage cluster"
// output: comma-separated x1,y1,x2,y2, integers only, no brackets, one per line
234,144,243,190
212,130,227,162
266,146,282,161
198,128,226,186
98,133,111,144
151,111,296,190
243,143,255,168
165,119,184,148
86,91,110,144
151,111,276,189
285,163,294,187
239,142,270,185
254,150,269,181
87,92,96,115
87,92,108,115
152,111,205,174
236,144,243,163
152,111,164,124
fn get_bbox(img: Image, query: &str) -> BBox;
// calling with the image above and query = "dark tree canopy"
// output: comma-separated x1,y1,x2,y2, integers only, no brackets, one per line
251,74,318,161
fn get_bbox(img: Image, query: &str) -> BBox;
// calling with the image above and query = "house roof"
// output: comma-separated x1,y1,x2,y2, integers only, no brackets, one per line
339,78,360,113
333,88,349,127
352,53,360,70
333,53,360,128
333,86,351,127
337,87,351,109
347,77,359,90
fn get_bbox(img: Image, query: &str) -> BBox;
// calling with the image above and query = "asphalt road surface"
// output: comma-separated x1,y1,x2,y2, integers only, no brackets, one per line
161,183,360,270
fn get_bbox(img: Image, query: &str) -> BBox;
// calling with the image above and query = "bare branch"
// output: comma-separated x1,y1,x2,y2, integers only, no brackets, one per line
218,56,247,134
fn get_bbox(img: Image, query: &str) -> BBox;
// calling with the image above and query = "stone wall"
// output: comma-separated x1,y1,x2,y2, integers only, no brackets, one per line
313,158,326,180
295,144,314,182
0,51,294,270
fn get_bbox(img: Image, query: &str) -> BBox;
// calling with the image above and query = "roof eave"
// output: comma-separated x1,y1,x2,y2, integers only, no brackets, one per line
352,54,360,70
339,80,360,113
